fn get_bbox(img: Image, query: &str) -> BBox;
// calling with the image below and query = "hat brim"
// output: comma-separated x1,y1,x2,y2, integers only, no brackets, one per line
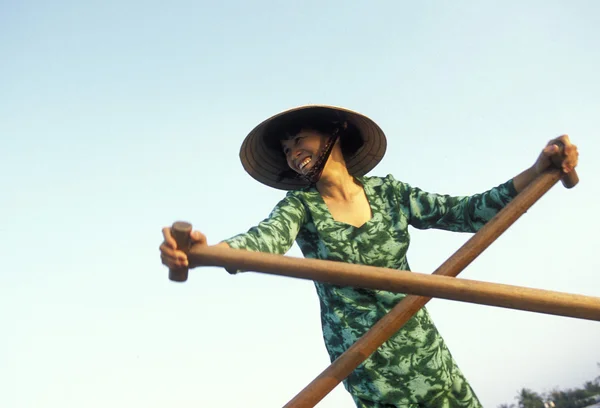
239,105,387,190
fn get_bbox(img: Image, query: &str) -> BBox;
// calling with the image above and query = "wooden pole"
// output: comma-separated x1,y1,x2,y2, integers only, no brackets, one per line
280,167,578,408
188,244,600,321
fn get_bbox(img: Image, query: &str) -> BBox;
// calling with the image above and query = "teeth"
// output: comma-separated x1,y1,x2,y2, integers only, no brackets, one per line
299,157,312,170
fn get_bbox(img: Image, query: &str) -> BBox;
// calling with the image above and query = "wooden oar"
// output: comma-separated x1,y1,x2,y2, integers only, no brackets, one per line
185,244,599,321
281,165,579,408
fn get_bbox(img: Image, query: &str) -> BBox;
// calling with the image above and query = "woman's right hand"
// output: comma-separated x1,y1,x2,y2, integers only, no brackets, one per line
159,226,207,268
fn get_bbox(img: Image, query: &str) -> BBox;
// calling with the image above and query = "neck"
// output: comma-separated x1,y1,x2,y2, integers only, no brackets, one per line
315,152,361,200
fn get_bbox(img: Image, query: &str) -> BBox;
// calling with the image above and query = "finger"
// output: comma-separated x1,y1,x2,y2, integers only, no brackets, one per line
564,143,578,161
161,253,176,267
190,230,207,245
159,240,188,259
161,251,188,267
549,134,570,148
159,243,178,260
162,227,177,249
543,144,559,157
159,242,174,255
176,251,189,267
556,134,571,145
560,141,579,169
161,252,175,267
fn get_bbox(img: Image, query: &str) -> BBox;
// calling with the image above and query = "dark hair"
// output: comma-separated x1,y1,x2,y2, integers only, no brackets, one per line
264,109,363,158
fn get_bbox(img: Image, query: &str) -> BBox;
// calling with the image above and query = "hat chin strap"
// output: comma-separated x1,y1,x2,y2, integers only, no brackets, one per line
302,133,340,185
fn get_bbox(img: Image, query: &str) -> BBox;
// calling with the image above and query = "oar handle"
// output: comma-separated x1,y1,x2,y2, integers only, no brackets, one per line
168,221,193,282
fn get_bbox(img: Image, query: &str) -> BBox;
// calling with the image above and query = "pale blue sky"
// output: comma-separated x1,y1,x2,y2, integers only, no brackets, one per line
1,1,599,407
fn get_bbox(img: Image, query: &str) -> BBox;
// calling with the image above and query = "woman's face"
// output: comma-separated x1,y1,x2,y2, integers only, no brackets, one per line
280,129,327,176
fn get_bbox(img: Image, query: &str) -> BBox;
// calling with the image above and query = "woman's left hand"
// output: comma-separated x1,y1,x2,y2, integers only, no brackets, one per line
534,134,579,175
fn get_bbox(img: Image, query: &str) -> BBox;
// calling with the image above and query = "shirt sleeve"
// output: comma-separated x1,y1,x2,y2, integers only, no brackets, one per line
222,191,307,254
387,174,519,233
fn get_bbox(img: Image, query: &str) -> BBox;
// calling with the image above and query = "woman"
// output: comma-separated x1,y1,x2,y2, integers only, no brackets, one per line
159,105,578,408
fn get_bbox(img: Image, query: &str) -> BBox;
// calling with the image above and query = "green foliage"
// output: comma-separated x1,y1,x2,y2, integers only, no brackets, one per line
499,365,600,408
518,388,545,408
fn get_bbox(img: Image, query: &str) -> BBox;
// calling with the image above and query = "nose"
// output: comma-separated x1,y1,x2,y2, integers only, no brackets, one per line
287,147,301,160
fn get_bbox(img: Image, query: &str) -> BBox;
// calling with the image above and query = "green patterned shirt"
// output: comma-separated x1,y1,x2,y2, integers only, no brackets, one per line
224,174,518,407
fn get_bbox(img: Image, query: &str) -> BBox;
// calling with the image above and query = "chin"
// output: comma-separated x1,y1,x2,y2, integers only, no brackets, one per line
301,164,315,175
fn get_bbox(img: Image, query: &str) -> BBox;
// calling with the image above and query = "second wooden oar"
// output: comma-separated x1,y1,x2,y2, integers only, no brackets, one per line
281,164,578,408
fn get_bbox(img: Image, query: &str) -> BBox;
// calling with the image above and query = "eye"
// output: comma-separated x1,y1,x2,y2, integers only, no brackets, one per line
282,135,303,158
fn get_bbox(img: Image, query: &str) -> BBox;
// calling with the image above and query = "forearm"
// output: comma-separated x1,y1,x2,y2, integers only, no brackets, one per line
512,165,538,193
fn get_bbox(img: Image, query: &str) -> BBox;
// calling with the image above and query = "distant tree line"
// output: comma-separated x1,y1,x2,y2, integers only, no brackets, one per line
498,364,600,408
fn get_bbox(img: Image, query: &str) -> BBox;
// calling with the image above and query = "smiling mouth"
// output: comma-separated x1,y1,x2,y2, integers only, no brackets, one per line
298,157,312,172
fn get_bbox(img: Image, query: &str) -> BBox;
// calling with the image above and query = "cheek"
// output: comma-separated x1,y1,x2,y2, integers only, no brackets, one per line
310,138,326,152
284,154,296,171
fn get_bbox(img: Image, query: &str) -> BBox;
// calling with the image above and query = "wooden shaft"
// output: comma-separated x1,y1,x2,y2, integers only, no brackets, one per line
282,167,571,407
169,221,192,282
560,168,578,189
189,244,600,320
